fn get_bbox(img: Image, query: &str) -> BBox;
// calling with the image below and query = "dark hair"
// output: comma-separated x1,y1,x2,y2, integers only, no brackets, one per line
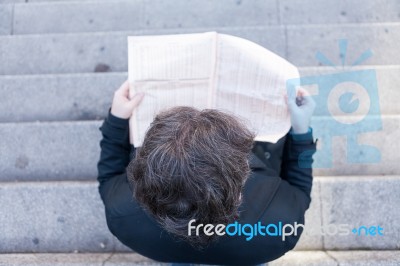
127,106,255,246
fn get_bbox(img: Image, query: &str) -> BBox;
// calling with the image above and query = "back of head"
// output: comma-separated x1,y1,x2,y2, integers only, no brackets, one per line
127,106,255,246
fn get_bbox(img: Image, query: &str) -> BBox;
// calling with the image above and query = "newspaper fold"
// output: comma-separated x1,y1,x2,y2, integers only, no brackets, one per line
128,32,299,147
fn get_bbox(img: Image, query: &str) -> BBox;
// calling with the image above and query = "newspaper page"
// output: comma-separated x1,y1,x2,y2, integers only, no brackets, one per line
128,32,299,147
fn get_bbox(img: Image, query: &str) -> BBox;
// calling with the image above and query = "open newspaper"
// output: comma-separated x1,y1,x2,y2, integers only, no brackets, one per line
128,32,299,147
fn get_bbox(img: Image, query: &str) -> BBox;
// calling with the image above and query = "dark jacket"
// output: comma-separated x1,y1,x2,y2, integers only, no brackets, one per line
97,111,317,265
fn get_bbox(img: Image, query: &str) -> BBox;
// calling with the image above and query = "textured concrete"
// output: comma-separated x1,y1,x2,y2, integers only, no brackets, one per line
0,24,398,75
0,0,23,3
2,115,400,182
320,176,400,250
0,116,398,182
0,65,398,123
0,178,399,252
0,0,113,2
287,24,400,67
0,182,125,253
1,24,399,75
327,251,400,266
13,1,143,34
13,0,278,34
270,251,336,266
0,27,285,75
0,31,130,75
299,66,400,115
142,0,277,29
0,253,156,266
0,121,102,181
312,115,400,176
279,0,400,24
294,182,323,250
0,73,125,122
0,4,12,35
1,251,399,265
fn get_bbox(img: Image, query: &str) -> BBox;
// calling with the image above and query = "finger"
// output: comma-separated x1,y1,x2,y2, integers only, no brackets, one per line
296,87,316,107
115,80,130,97
127,92,145,109
286,88,298,110
296,87,310,97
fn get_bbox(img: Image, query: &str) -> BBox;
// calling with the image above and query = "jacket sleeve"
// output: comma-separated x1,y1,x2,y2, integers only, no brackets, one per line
97,109,134,186
280,128,317,203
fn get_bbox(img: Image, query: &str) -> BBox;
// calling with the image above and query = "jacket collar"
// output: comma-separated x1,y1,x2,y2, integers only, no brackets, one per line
249,152,268,170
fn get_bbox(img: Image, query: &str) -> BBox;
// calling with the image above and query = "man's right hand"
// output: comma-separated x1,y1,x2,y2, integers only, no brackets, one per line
286,87,316,134
111,80,144,119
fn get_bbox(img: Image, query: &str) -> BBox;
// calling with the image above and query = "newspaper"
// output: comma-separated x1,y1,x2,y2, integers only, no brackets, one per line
128,32,299,147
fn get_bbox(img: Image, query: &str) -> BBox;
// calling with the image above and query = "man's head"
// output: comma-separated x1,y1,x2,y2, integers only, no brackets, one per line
127,106,255,245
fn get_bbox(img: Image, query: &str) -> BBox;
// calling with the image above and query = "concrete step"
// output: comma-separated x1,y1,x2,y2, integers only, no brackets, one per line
1,176,400,253
0,73,122,123
0,23,399,75
272,251,400,266
0,251,400,266
0,120,102,182
1,0,399,36
1,66,399,123
286,23,400,67
279,0,400,25
0,177,399,253
0,0,114,3
0,115,398,181
0,3,12,35
11,0,278,35
0,28,284,75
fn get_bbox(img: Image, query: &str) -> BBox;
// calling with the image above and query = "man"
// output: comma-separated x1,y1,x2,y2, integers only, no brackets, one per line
97,80,316,265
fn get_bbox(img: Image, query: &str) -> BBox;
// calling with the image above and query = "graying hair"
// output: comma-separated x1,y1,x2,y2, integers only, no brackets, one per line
127,106,255,247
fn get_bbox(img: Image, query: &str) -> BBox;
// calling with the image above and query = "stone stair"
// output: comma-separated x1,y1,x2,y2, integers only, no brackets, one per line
0,0,399,265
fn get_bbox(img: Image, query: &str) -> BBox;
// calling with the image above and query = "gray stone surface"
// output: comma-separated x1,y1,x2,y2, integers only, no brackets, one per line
143,0,277,29
294,182,323,250
0,0,114,2
312,115,400,176
13,1,143,35
0,27,285,75
0,182,124,253
0,121,102,181
287,24,400,67
106,253,162,265
327,251,400,266
5,116,400,178
320,176,400,250
13,0,278,35
299,65,400,115
0,65,397,123
0,178,399,252
1,251,400,265
0,73,125,123
0,4,12,35
0,32,130,75
0,0,23,3
0,253,109,266
270,251,336,266
1,24,398,75
0,253,156,266
279,0,400,24
0,115,398,182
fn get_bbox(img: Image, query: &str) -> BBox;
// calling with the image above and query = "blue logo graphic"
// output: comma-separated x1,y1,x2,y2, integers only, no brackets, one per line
351,225,384,236
287,40,382,168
